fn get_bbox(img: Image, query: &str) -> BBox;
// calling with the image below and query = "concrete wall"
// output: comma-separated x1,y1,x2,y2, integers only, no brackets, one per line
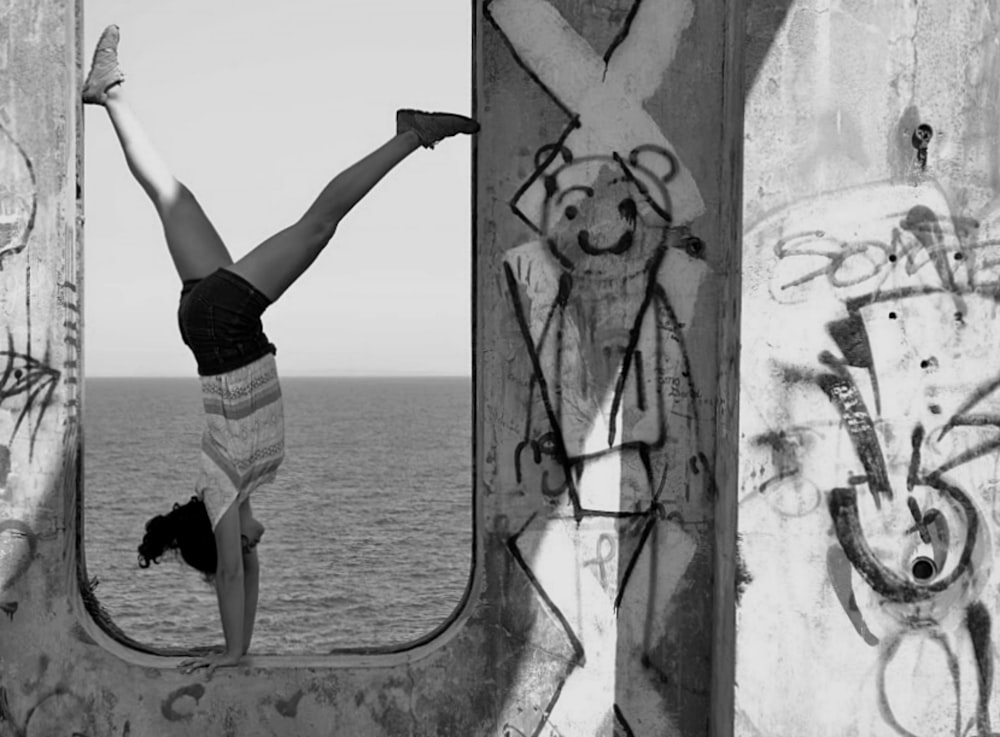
0,0,741,735
737,2,1000,736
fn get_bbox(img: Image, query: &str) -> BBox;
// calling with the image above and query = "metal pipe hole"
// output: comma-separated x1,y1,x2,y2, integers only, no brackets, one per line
911,557,937,581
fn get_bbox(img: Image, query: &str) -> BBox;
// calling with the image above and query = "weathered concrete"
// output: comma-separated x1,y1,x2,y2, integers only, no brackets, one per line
738,2,1000,736
0,0,742,734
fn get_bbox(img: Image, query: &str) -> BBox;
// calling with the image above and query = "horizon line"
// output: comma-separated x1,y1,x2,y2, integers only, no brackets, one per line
85,373,473,379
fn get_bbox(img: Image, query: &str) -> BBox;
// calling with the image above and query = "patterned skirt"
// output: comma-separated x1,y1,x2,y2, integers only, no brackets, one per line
197,353,285,529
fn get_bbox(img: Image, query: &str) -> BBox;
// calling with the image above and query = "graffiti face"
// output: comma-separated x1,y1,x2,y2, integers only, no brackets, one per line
541,146,676,273
551,167,640,258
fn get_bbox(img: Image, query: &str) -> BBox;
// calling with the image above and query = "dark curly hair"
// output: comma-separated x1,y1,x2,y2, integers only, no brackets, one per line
137,496,217,577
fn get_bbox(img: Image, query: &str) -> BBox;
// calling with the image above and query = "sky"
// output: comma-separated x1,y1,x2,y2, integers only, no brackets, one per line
83,1,473,377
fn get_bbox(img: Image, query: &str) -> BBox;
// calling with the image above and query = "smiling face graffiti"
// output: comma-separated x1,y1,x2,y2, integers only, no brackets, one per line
540,145,677,275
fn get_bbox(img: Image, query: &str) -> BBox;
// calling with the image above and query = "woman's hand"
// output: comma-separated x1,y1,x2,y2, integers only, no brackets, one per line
178,650,243,678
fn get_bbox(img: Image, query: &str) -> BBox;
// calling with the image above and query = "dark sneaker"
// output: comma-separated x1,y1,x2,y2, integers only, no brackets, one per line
82,25,125,104
396,109,480,149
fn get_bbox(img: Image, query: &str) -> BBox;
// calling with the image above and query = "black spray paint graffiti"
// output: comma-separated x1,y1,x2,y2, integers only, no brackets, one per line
738,158,1000,734
503,142,707,505
502,139,713,733
769,203,1000,304
484,0,705,233
486,0,713,731
498,512,584,737
0,334,57,622
912,123,933,172
0,332,61,461
768,283,1000,736
0,122,37,270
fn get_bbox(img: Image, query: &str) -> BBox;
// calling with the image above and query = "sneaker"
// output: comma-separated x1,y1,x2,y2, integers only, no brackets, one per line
396,109,480,149
82,25,125,104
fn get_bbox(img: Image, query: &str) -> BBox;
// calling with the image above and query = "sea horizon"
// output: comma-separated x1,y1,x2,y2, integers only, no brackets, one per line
85,373,473,379
83,375,473,652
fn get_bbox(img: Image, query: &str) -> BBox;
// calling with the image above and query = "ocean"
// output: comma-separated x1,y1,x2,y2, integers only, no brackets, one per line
82,376,472,654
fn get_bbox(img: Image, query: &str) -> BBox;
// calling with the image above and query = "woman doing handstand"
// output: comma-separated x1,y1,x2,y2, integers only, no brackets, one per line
82,25,479,676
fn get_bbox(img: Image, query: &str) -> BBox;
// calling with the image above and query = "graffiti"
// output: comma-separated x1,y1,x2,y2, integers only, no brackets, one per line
485,0,703,231
583,533,616,589
740,164,1000,735
747,428,823,517
503,147,709,514
514,426,568,502
757,183,1000,306
495,512,584,737
771,210,993,300
828,482,978,605
489,0,715,733
0,122,37,270
0,333,61,460
912,123,933,172
877,628,961,737
612,704,636,737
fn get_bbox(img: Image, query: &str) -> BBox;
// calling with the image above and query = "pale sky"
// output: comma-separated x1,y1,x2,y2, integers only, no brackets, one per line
83,2,473,377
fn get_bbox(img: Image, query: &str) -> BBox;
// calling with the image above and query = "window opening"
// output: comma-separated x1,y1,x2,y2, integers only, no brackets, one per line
82,0,473,653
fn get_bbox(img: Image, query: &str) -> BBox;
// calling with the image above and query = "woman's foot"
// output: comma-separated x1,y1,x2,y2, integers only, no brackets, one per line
82,25,125,105
396,109,480,149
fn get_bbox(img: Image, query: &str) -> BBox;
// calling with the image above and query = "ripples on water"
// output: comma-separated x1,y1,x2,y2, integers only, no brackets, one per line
83,377,472,654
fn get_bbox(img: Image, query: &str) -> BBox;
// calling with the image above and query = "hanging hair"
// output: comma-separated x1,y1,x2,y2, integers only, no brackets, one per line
137,496,217,577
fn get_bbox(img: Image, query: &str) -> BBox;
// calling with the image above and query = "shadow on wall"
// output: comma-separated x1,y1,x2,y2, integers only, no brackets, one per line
744,0,796,95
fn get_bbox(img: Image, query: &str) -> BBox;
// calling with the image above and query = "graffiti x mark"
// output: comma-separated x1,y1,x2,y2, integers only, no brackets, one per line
485,0,705,230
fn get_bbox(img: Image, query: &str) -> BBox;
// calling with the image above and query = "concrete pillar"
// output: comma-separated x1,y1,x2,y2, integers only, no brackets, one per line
738,2,1000,735
481,0,743,734
0,0,742,735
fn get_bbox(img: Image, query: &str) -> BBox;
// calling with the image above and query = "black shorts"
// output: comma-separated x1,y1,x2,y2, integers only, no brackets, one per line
177,268,277,377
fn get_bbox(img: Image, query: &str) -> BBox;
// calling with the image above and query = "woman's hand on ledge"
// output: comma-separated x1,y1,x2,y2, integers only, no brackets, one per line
177,650,243,678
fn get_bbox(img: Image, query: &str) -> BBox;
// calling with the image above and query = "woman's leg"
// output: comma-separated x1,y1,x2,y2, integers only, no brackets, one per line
226,110,479,303
223,132,418,302
84,26,233,282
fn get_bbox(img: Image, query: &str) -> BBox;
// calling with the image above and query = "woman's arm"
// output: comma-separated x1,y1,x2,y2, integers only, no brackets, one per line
179,503,245,676
213,503,246,656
